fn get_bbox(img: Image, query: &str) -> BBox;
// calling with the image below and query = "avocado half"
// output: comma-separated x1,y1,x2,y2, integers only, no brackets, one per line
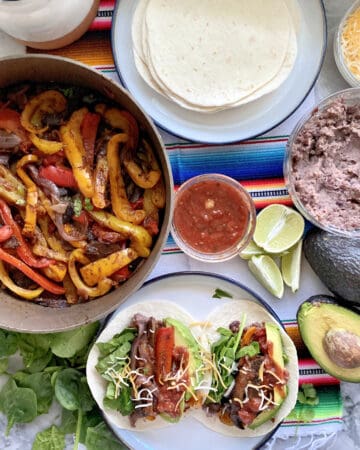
304,229,360,304
297,296,360,382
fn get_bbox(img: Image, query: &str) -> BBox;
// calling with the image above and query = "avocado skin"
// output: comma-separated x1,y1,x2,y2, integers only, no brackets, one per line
304,228,360,304
297,297,360,382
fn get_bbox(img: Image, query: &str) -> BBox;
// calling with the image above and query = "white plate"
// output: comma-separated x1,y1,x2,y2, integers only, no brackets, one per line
111,0,326,143
102,271,282,450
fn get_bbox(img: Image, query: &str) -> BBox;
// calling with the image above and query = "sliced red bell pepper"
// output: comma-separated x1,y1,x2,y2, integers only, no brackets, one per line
0,198,52,268
72,210,88,225
0,108,31,151
155,327,174,384
38,165,78,189
0,247,65,295
0,225,13,243
111,265,132,283
130,198,144,210
81,112,100,167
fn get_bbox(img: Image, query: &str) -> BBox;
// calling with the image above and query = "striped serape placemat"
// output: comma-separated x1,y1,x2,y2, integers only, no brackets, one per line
26,5,344,446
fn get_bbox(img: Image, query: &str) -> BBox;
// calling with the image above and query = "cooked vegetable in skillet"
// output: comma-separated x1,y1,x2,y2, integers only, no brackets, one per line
0,83,165,306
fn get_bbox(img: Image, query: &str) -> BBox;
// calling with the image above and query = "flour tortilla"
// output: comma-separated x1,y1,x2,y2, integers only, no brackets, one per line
190,300,299,437
86,300,211,431
143,0,292,108
132,0,298,112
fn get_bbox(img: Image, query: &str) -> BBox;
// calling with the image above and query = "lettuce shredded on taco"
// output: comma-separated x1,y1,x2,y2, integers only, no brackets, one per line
94,308,209,427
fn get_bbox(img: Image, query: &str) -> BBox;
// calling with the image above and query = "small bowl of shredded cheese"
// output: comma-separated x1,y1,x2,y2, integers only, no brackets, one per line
334,1,360,87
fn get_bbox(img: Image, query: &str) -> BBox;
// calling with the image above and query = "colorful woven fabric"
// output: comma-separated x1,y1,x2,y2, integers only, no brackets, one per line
27,6,344,445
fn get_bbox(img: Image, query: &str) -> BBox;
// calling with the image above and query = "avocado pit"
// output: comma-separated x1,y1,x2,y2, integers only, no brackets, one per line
323,328,360,369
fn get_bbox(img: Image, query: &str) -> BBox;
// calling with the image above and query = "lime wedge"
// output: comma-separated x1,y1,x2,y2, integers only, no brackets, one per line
239,240,264,260
248,255,284,299
253,204,304,253
281,239,303,293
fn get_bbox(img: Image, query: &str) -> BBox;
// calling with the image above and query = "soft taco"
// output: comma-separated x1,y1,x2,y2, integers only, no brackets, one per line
191,300,298,437
86,300,211,430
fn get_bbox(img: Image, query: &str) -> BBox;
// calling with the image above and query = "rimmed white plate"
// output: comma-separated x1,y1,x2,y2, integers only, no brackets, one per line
111,0,326,143
101,271,283,450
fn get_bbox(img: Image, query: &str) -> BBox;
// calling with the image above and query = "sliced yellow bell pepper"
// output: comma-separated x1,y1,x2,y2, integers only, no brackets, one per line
33,226,69,263
107,133,145,225
80,248,138,287
37,215,68,258
92,152,109,209
16,154,39,237
95,103,139,149
123,159,161,189
60,108,94,198
30,133,63,155
63,273,79,304
68,248,113,300
123,139,161,189
143,139,166,209
0,260,44,300
0,164,26,206
42,261,67,283
20,90,67,134
89,210,152,257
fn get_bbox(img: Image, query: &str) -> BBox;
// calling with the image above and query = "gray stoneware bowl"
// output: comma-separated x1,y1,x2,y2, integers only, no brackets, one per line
0,55,173,333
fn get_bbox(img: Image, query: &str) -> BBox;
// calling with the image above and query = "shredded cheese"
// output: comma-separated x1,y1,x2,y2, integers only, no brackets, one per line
258,360,265,382
265,369,284,384
190,321,212,328
341,6,360,79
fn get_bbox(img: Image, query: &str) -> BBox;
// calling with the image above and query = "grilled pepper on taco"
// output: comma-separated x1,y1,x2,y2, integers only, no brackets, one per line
193,300,298,437
86,300,211,430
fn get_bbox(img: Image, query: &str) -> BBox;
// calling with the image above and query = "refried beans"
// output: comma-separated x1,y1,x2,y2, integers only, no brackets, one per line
291,98,360,231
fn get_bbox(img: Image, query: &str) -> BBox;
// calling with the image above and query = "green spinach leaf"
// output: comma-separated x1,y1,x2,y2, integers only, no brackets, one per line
49,322,99,358
32,425,65,450
0,330,18,357
17,334,51,373
59,409,77,435
54,368,82,411
16,372,54,414
3,385,38,434
0,378,17,412
85,422,126,450
0,357,8,374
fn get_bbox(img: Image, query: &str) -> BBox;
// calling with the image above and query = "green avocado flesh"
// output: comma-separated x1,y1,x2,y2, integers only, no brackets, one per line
249,323,286,429
164,318,203,392
297,300,360,382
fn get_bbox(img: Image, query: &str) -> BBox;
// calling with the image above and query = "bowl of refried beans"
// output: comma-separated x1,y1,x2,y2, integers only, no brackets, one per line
284,88,360,238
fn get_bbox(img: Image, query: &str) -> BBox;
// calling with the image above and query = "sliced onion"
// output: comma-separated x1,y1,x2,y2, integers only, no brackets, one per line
28,165,62,203
0,153,10,165
54,213,87,242
0,131,21,149
50,202,68,214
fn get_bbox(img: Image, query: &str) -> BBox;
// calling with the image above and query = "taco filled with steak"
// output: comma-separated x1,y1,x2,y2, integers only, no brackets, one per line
86,300,211,430
192,300,298,437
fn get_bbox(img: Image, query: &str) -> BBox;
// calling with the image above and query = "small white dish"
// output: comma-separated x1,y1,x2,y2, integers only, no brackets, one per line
111,0,327,143
334,0,360,87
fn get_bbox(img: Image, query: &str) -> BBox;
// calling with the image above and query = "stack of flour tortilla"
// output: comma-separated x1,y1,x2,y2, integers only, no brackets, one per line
132,0,298,113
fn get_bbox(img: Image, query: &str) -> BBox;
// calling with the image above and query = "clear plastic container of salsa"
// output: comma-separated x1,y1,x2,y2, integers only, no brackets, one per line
171,174,256,262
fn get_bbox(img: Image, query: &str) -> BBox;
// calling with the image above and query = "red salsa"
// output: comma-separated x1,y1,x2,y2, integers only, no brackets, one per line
173,179,251,254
